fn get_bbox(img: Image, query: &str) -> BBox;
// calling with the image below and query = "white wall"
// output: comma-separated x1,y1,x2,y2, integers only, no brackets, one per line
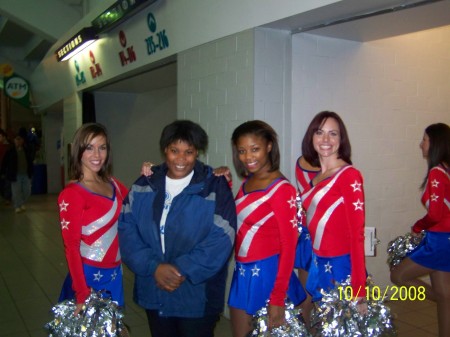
62,92,83,184
42,111,63,193
291,26,450,287
95,86,177,187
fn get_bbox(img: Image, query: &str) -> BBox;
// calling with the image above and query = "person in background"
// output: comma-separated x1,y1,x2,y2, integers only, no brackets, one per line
57,123,128,316
119,120,236,337
227,120,305,337
390,123,450,337
2,133,34,213
293,155,320,327
300,111,367,315
0,128,12,205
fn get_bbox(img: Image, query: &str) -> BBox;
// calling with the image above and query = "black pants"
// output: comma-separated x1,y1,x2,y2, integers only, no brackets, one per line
146,310,219,337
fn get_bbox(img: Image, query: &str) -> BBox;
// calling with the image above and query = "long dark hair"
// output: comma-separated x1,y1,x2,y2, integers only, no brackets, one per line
69,123,112,181
231,120,280,178
302,111,352,167
421,123,450,189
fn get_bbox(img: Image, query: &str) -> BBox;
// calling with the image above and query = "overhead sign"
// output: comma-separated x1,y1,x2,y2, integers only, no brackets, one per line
55,27,98,62
92,0,159,33
0,63,14,77
145,13,169,55
3,74,31,107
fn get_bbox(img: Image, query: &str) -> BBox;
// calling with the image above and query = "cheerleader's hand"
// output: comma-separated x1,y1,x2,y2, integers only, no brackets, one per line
141,162,154,176
213,166,232,187
356,297,368,315
74,303,86,316
268,304,285,329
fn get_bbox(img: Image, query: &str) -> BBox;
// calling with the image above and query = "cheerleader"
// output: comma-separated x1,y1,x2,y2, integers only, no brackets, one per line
390,123,450,337
227,120,306,337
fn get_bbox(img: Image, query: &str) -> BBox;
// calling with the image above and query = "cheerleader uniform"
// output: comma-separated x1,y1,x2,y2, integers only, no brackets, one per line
58,178,128,306
228,178,305,314
294,156,320,271
302,165,366,301
409,165,450,271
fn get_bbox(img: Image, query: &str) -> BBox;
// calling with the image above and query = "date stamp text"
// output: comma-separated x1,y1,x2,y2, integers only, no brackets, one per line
337,285,426,301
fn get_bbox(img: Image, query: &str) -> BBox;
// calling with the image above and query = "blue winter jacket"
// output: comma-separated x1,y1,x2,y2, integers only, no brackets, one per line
118,160,236,317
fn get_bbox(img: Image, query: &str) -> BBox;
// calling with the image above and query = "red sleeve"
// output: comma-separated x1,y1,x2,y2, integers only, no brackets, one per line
269,182,299,306
58,185,91,304
412,168,447,233
112,177,129,202
341,168,366,298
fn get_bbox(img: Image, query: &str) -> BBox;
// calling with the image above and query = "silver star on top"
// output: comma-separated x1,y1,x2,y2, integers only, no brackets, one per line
350,180,362,192
353,199,364,211
59,200,69,212
60,219,70,230
287,196,297,208
290,216,298,228
431,179,439,188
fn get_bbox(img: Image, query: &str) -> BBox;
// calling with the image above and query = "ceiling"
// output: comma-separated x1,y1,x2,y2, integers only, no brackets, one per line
0,0,84,78
1,0,450,97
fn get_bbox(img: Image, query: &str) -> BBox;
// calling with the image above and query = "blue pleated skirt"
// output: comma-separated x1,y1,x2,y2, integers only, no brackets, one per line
408,231,450,272
59,264,124,306
306,254,351,302
294,225,313,271
228,254,306,315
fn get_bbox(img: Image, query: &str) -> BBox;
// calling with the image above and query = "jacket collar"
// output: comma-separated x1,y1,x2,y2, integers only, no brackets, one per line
148,160,212,193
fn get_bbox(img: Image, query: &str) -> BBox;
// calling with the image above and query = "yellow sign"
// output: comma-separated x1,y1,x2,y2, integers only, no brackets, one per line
0,63,14,77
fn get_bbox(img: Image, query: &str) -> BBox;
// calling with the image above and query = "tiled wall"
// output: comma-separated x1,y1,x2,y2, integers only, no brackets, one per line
176,24,450,289
178,28,296,184
291,26,450,286
177,29,255,190
254,28,293,178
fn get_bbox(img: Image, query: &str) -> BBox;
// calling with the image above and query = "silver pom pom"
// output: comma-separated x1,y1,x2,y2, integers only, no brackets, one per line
45,290,127,337
387,232,424,269
296,192,305,234
250,300,312,337
311,276,396,337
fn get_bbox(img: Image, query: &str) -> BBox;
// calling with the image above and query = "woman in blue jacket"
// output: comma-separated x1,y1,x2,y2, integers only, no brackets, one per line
118,120,236,337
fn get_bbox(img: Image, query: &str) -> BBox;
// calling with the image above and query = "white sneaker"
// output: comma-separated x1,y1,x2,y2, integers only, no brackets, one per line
21,205,26,211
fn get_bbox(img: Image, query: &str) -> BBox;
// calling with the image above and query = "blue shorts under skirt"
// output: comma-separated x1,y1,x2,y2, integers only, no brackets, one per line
306,254,351,302
408,231,450,272
228,255,306,315
59,264,124,306
294,226,313,271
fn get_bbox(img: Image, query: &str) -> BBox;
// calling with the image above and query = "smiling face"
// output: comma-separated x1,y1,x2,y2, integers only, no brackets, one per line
164,140,198,179
81,135,107,178
236,134,272,175
312,117,341,159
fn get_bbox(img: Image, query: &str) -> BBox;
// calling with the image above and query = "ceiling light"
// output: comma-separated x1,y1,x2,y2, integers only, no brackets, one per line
55,27,98,62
